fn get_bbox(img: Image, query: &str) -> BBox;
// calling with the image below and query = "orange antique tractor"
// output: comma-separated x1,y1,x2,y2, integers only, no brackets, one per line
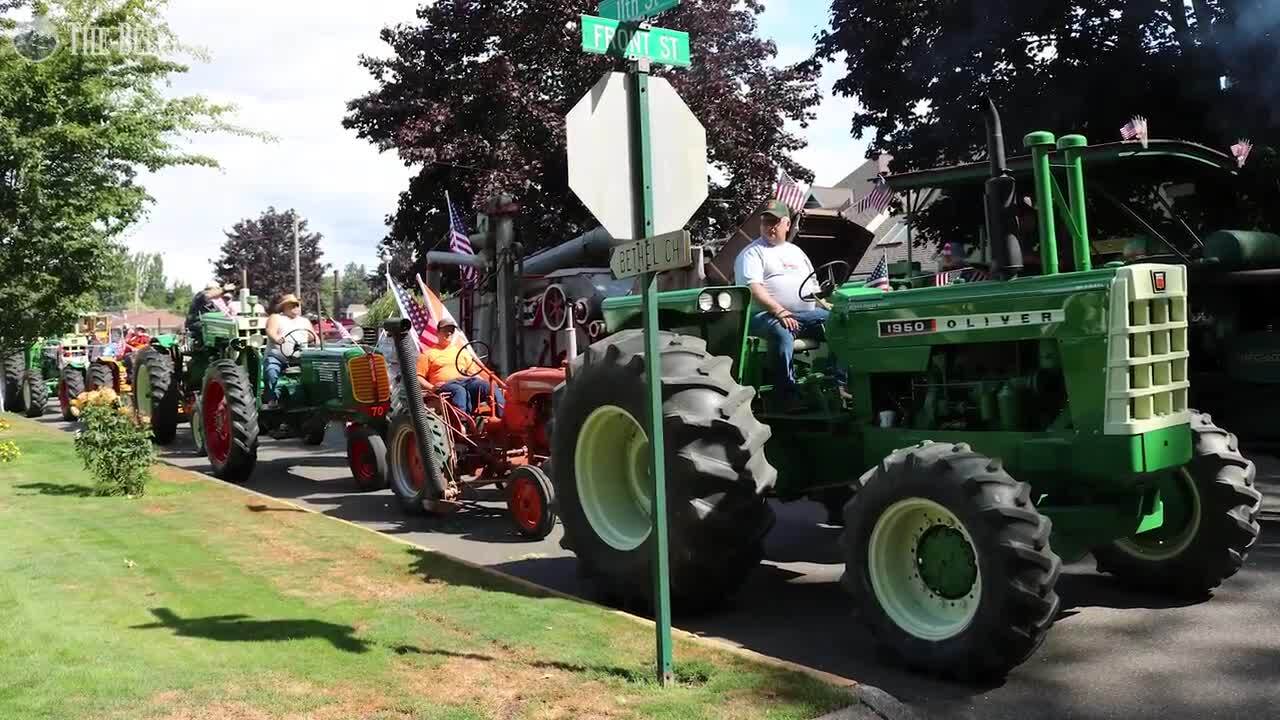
383,322,564,540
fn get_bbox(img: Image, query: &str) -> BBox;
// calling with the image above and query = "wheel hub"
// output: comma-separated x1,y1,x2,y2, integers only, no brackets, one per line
916,524,978,600
574,405,653,551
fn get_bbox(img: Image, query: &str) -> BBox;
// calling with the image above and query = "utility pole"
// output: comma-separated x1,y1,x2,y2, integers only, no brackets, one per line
332,268,340,318
293,214,302,297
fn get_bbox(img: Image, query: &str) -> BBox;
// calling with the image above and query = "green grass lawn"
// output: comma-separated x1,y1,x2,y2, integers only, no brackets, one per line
0,418,852,720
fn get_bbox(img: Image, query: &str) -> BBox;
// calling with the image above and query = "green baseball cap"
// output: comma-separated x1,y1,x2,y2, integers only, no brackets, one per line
761,199,791,220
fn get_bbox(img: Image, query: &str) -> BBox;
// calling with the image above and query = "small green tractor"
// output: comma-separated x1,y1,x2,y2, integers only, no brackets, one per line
133,300,394,487
549,105,1263,679
4,313,130,420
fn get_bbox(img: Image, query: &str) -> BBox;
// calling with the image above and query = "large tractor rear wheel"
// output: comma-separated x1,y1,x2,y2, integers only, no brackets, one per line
5,351,26,412
200,360,259,483
387,409,454,514
22,368,48,418
346,424,388,492
134,350,179,444
59,366,85,421
89,362,114,392
1093,411,1261,597
841,441,1061,680
551,331,777,615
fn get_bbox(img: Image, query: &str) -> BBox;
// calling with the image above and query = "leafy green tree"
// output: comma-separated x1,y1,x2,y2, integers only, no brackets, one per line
0,0,254,348
343,0,821,287
339,262,370,308
212,207,328,309
166,280,193,313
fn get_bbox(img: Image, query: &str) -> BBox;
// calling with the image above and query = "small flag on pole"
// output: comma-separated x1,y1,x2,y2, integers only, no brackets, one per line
774,168,807,214
1120,116,1149,149
1231,139,1253,168
387,272,437,349
865,254,890,291
853,176,892,215
934,269,963,287
447,192,477,288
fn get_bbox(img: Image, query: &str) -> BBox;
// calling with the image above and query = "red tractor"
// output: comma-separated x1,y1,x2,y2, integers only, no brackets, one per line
385,336,564,539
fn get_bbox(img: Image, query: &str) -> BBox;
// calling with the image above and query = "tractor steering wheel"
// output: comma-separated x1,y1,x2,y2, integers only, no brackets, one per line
457,340,490,378
280,328,320,361
800,260,852,303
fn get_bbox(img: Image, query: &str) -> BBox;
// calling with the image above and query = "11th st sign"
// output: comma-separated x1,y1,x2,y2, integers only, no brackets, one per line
597,0,681,22
580,15,691,67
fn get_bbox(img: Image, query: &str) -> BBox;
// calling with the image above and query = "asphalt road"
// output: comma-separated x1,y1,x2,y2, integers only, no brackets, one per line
31,412,1280,720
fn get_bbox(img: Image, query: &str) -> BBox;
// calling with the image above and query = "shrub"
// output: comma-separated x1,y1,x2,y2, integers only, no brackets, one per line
0,418,17,463
72,389,155,496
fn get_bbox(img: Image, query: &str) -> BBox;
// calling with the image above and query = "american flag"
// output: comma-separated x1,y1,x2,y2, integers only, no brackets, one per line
447,192,477,288
387,272,437,349
774,168,807,214
934,269,964,287
853,176,892,215
1231,139,1253,168
865,254,890,291
1120,116,1149,149
965,267,991,282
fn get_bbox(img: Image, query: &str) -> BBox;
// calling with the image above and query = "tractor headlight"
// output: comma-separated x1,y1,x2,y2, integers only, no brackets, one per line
698,293,715,312
349,326,364,342
716,292,732,310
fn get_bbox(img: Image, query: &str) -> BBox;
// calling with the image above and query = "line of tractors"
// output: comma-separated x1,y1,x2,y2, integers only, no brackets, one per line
3,109,1271,682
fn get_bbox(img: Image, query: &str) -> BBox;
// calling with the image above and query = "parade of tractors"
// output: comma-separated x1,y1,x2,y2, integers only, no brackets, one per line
3,107,1271,684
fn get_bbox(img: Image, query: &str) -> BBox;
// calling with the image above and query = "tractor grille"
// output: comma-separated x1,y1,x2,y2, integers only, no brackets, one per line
349,354,391,405
1104,265,1190,435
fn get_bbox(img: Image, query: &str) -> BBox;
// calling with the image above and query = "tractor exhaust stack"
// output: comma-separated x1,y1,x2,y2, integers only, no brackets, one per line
983,97,1023,280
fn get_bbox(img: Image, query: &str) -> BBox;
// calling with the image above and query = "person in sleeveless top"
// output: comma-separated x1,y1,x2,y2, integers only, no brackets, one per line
264,293,315,409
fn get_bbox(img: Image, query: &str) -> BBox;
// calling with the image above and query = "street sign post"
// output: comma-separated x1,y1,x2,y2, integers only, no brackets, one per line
596,0,681,23
609,230,691,279
568,14,705,688
580,15,690,68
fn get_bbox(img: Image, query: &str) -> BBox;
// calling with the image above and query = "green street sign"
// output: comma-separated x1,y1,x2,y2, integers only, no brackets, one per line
596,0,681,23
610,230,692,279
580,15,691,68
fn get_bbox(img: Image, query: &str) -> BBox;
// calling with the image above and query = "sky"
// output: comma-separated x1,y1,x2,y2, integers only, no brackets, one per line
19,1,868,290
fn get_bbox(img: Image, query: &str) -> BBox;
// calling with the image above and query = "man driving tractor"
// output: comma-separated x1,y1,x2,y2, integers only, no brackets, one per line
415,320,505,417
263,293,314,409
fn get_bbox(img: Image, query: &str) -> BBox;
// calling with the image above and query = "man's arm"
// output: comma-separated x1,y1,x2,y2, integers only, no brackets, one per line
265,314,285,344
737,247,800,330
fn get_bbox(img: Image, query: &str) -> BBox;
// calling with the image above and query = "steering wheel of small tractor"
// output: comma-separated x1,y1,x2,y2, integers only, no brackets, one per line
457,340,491,378
541,284,569,332
280,328,320,361
800,260,852,303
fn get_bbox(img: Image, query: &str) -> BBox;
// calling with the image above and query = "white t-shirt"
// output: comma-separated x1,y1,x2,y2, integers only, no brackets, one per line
733,238,816,314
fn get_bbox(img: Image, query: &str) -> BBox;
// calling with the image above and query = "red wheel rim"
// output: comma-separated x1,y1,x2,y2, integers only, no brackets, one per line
406,434,426,492
510,475,543,532
203,380,231,466
350,435,377,485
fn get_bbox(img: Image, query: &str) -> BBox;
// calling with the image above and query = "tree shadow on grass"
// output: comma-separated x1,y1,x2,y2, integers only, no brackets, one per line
15,482,94,497
130,608,370,653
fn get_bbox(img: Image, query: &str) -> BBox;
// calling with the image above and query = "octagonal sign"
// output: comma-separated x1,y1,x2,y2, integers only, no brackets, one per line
566,72,708,241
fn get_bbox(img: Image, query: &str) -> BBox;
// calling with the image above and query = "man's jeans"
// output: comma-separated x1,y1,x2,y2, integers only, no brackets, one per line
264,352,288,402
439,376,505,417
749,309,844,395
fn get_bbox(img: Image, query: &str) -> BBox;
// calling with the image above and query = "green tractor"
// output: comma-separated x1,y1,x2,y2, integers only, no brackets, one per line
133,300,394,487
3,337,57,418
549,106,1263,679
886,135,1280,443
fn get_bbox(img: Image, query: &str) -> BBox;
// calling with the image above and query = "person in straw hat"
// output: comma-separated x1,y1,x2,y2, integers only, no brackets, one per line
263,293,315,408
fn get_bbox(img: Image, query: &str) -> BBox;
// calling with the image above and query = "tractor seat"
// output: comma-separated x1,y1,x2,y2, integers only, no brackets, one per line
793,338,823,352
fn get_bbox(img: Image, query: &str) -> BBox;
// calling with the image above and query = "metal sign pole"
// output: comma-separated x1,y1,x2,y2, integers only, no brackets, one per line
627,48,673,686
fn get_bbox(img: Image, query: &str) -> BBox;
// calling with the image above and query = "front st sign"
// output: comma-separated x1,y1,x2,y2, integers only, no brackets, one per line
580,15,691,68
610,230,692,279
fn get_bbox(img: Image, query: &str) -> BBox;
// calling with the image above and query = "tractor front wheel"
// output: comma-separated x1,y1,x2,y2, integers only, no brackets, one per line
346,425,388,492
387,410,454,514
1093,411,1261,597
59,366,85,421
3,351,24,412
200,360,259,483
508,465,556,540
22,369,48,418
134,350,180,444
551,331,777,615
842,441,1061,680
